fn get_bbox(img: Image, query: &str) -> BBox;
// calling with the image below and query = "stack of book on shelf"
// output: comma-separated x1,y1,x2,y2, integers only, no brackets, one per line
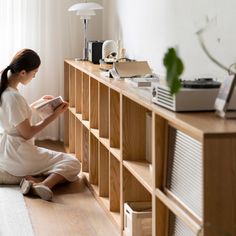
124,77,159,87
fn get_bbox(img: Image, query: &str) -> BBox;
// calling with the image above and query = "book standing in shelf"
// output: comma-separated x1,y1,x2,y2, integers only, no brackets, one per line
32,96,64,119
214,74,236,118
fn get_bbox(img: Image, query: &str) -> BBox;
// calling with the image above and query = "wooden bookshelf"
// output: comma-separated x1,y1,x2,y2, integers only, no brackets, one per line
64,60,236,236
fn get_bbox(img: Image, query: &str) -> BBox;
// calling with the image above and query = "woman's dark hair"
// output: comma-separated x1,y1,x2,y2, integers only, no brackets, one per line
0,49,41,103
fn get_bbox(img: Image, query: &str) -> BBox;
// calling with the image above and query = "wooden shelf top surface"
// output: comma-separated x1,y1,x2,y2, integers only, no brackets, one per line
65,60,236,136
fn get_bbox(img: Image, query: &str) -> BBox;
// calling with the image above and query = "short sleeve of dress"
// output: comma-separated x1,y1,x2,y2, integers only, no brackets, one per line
5,93,30,126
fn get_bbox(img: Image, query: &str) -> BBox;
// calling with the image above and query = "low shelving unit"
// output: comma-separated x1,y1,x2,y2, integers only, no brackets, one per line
64,60,236,236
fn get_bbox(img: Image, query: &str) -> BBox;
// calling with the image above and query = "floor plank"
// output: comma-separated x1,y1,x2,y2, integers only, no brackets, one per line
24,140,119,236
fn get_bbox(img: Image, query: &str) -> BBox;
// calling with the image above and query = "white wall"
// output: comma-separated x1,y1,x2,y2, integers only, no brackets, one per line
102,0,236,80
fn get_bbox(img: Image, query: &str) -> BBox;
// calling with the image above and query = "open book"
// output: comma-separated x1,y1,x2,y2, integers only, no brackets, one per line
33,96,64,119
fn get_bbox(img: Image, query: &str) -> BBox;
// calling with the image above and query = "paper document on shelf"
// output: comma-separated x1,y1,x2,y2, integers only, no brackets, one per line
114,61,152,79
124,78,152,87
33,96,64,119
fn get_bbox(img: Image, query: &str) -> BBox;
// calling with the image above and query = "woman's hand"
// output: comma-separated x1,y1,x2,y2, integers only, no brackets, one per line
41,95,54,100
53,101,69,117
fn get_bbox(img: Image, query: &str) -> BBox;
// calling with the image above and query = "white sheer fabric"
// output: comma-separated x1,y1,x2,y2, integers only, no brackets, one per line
0,0,85,140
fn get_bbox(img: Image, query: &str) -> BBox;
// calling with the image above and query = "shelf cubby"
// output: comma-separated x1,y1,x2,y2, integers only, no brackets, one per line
110,148,121,162
69,110,75,154
99,137,110,150
82,126,89,172
155,189,201,235
90,77,99,129
122,166,152,229
90,128,99,140
123,165,151,202
82,73,89,121
154,114,167,190
109,153,120,213
123,160,152,194
99,83,109,139
89,133,98,185
69,65,76,107
64,62,69,146
99,143,109,198
109,89,120,149
75,69,82,113
75,119,82,161
81,120,90,130
122,96,151,162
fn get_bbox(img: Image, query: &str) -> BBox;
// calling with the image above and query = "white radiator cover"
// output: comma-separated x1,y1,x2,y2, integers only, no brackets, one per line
166,127,203,219
169,212,196,236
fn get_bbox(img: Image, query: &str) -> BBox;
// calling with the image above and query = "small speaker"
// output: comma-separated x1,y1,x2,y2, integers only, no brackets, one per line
88,41,104,64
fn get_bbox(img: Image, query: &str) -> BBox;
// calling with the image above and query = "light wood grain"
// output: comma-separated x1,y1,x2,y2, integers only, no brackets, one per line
99,83,109,138
64,110,69,147
25,177,119,236
65,60,236,136
82,126,89,172
99,143,109,197
31,141,119,236
110,154,120,213
64,62,69,102
65,60,236,236
123,166,151,203
152,113,167,236
91,128,99,140
64,62,69,146
75,119,82,161
203,134,236,236
90,77,99,129
82,73,89,120
122,96,148,161
110,89,120,148
75,69,82,113
123,160,152,194
69,111,75,153
89,133,98,185
110,147,121,161
69,65,75,107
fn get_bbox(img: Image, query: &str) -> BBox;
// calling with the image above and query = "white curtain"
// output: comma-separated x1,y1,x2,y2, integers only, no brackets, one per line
0,0,85,140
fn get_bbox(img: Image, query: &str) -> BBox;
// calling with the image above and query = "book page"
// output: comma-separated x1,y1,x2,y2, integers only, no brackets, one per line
34,96,64,119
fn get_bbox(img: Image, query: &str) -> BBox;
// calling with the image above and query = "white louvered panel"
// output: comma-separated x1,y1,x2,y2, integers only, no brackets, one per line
169,213,196,236
157,87,174,108
167,127,203,218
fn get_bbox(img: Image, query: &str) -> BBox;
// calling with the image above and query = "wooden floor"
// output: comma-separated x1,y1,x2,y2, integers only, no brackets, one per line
24,140,119,236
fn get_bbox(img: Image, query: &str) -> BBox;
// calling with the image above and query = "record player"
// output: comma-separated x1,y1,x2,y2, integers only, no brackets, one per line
152,78,236,111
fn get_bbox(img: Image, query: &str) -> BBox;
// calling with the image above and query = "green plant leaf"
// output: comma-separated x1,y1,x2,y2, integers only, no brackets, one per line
163,47,184,95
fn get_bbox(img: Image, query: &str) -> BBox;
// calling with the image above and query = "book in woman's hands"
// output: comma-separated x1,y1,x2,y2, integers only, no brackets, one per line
33,96,64,119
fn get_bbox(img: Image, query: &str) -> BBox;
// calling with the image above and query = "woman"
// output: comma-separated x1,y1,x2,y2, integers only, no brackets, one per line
0,49,81,201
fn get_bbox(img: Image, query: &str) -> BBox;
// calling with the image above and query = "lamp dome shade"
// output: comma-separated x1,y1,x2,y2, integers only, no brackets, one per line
76,9,96,16
68,2,103,11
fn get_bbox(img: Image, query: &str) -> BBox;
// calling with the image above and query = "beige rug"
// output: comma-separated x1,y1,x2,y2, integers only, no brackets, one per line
0,186,34,236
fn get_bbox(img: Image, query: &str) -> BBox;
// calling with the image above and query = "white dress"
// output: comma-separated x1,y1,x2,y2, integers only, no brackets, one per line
0,87,80,181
